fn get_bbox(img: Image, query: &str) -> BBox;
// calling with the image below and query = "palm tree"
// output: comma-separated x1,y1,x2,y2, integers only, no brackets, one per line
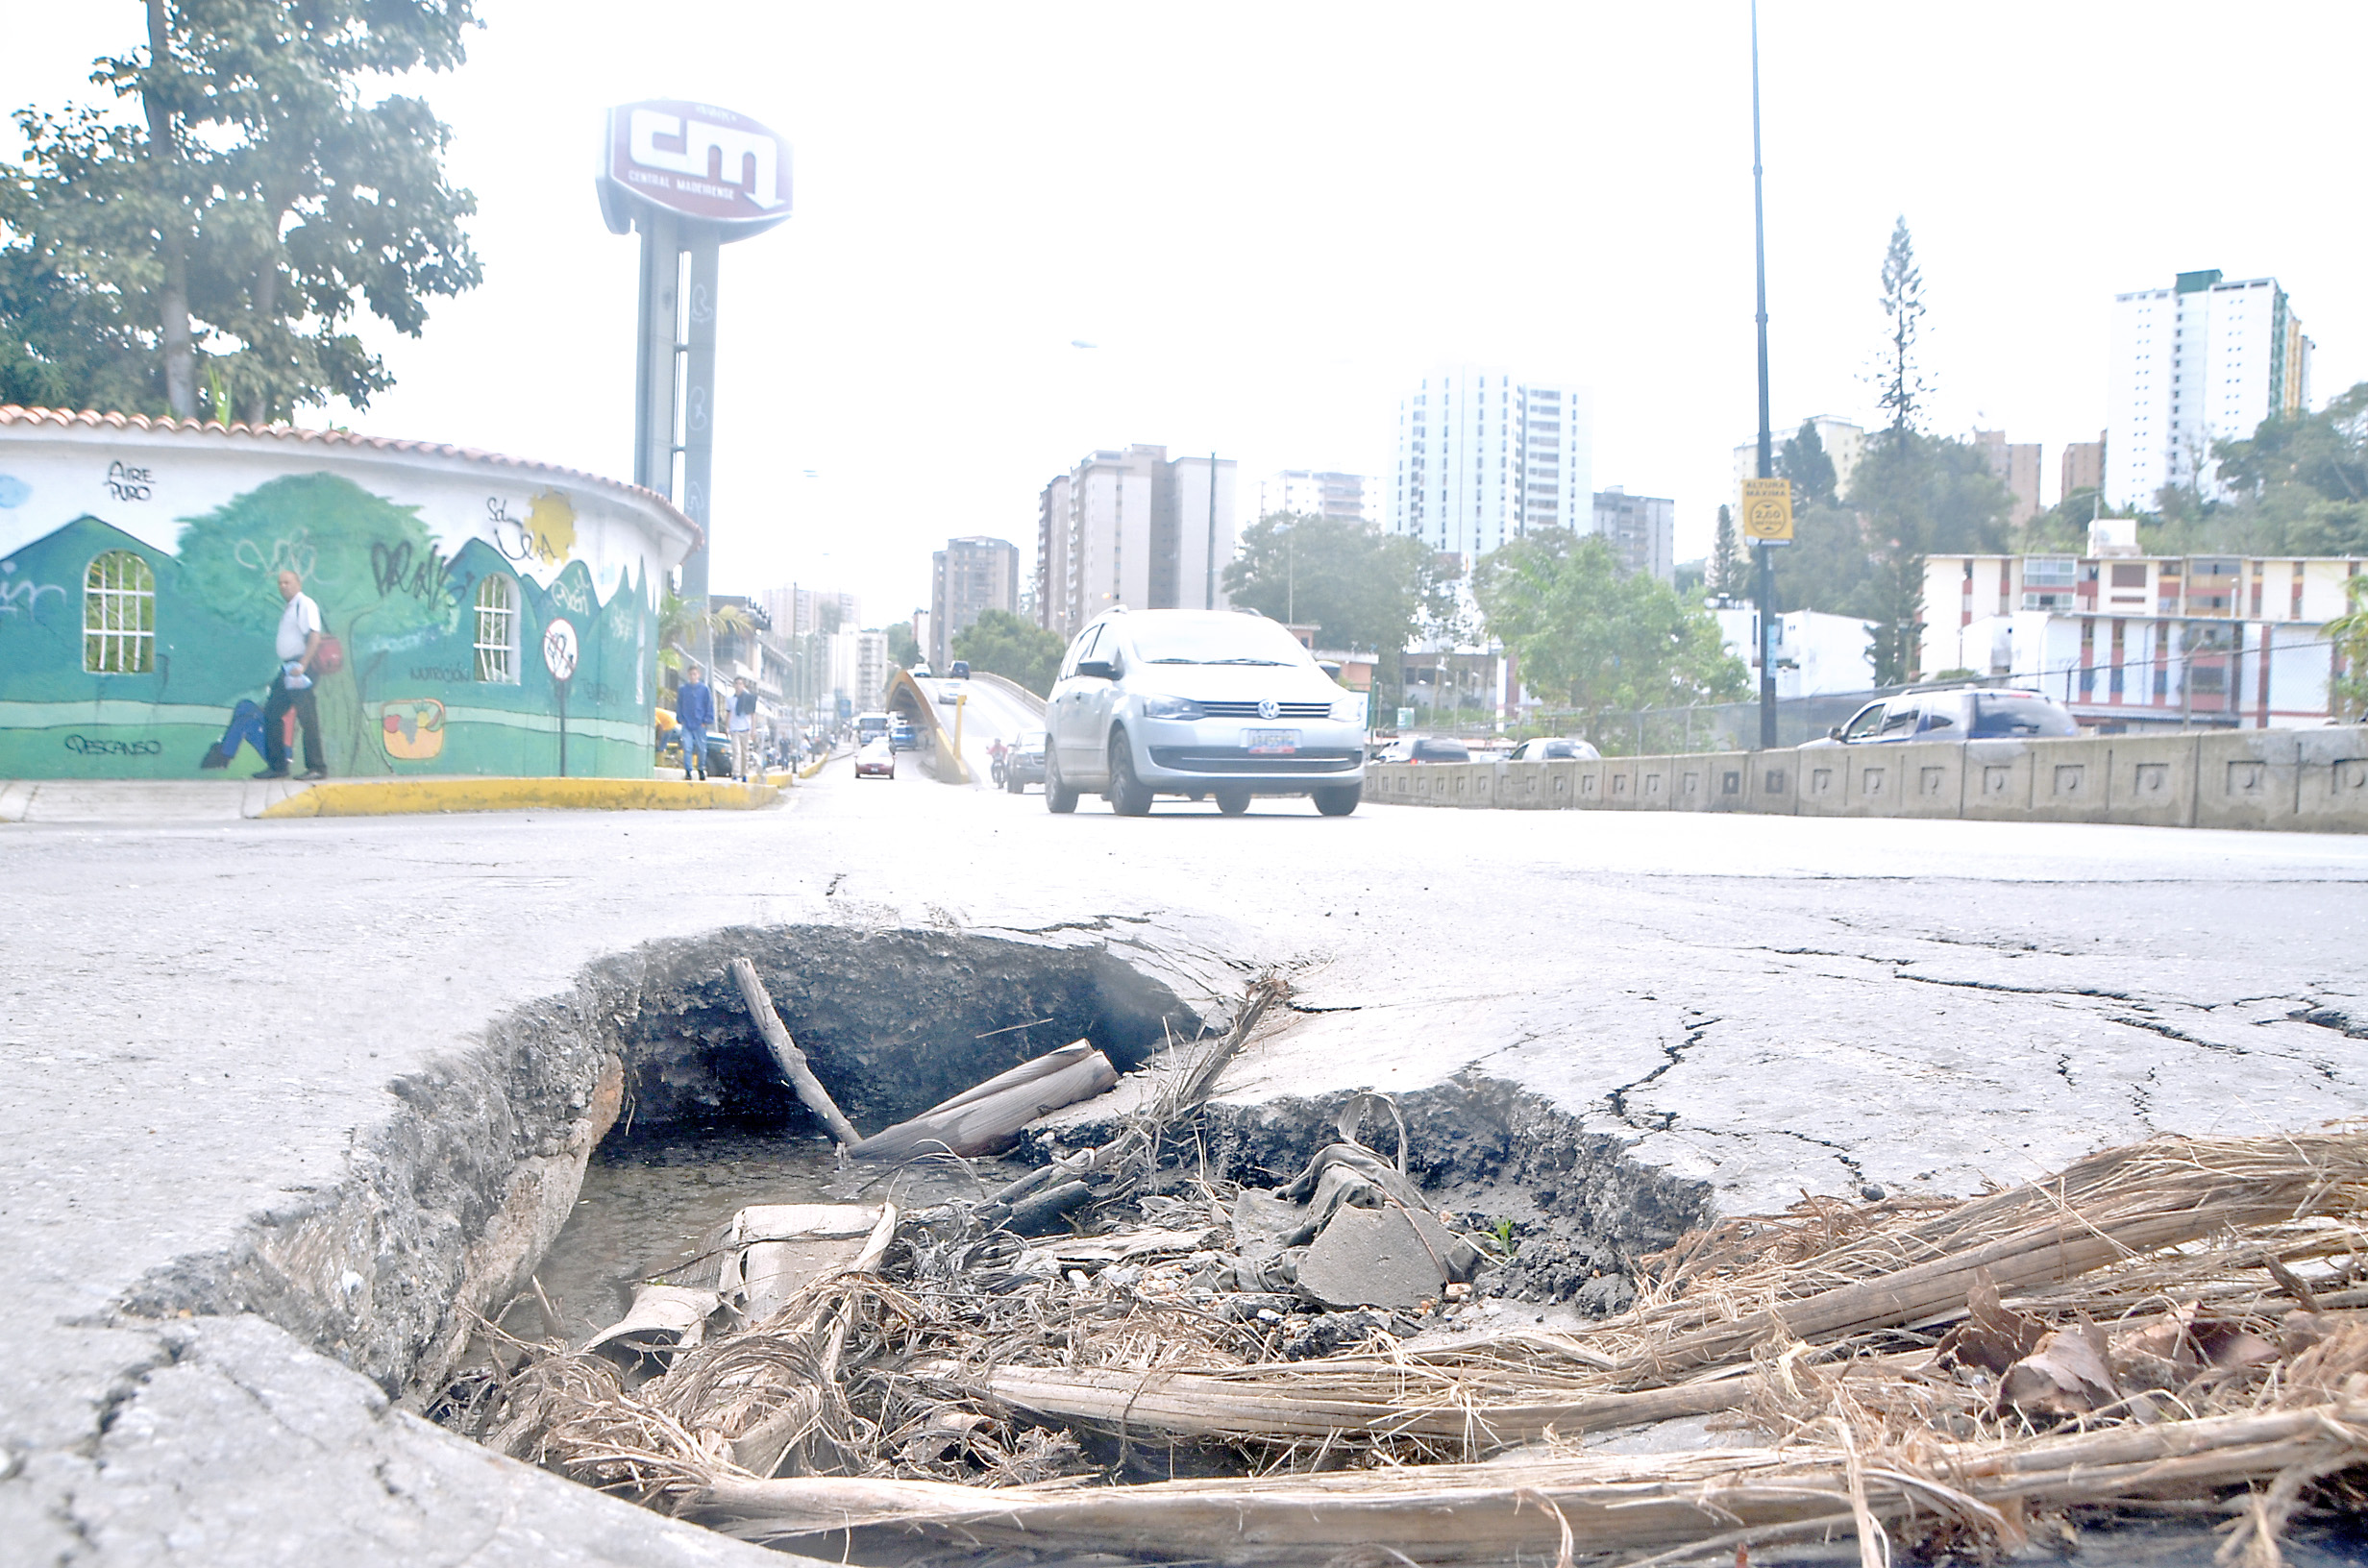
657,587,755,675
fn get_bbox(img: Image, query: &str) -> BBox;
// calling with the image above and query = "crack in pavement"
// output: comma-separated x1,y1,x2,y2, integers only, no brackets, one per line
1605,1017,1719,1134
1892,971,2145,1004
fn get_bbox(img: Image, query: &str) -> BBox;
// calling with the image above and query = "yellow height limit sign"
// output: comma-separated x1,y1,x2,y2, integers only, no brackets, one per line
1739,478,1793,544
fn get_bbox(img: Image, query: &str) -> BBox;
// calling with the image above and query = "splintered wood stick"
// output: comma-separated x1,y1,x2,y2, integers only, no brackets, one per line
729,957,862,1146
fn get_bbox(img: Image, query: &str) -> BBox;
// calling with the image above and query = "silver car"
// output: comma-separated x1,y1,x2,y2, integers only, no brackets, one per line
1045,609,1369,817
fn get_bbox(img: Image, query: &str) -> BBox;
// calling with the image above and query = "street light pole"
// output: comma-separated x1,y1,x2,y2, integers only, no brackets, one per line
1750,0,1778,752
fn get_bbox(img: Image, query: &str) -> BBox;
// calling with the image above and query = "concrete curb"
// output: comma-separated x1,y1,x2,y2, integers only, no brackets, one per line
259,775,782,819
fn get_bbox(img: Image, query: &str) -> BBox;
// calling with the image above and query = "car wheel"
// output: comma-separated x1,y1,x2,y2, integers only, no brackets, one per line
1107,730,1154,817
1046,749,1078,814
1215,787,1251,816
1313,783,1361,817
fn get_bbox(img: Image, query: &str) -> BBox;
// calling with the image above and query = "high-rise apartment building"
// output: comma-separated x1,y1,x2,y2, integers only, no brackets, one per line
1733,415,1866,500
1591,488,1675,581
1389,368,1591,563
1255,470,1378,526
1034,445,1237,639
929,535,1020,672
758,584,859,638
1973,429,2044,527
2106,270,2311,510
2060,436,2104,502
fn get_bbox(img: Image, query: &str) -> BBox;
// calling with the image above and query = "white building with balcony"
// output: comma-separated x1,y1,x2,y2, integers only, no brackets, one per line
2105,269,2311,510
1390,367,1591,566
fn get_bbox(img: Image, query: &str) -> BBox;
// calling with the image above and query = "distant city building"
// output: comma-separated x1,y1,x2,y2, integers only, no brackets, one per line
1035,445,1237,639
758,583,859,638
1734,415,1865,499
1973,429,2044,527
1389,367,1591,564
828,627,890,713
1591,487,1675,581
1920,549,2362,728
2106,269,2311,510
1256,469,1378,526
1712,605,1875,698
929,535,1020,672
2060,436,2105,502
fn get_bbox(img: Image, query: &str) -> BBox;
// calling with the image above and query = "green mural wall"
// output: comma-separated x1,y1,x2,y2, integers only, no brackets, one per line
0,473,657,779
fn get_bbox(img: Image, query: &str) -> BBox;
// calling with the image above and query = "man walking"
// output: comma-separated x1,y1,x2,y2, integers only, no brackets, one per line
675,663,715,780
257,569,327,781
728,675,758,781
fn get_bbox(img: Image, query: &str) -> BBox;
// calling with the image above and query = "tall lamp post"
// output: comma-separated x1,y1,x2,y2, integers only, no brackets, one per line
1750,1,1779,752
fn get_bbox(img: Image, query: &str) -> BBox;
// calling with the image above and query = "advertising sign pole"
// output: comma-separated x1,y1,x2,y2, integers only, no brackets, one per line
600,101,793,674
1749,0,1778,751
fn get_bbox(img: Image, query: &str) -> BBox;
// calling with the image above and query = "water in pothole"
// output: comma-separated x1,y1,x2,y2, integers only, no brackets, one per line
516,1128,1034,1346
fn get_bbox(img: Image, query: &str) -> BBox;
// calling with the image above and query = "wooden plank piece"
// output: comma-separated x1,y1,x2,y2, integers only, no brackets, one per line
729,957,862,1147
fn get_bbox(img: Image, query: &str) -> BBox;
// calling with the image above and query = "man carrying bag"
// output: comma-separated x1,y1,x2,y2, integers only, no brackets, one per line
257,569,327,781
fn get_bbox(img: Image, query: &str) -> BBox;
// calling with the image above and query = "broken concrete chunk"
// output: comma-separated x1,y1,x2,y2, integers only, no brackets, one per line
1295,1204,1482,1311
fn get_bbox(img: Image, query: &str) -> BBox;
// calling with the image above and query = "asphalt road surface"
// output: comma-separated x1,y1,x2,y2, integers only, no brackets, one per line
6,765,2367,1564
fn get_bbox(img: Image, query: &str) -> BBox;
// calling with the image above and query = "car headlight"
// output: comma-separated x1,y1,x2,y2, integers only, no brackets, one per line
1332,694,1368,724
1139,695,1205,720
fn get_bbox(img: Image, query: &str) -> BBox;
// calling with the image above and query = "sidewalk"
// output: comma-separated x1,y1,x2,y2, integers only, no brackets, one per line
0,772,783,823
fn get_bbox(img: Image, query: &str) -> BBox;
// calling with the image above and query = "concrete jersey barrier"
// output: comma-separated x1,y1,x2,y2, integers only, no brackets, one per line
1365,727,2368,833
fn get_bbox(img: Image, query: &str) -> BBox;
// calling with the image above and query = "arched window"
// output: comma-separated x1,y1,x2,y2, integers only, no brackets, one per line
473,574,519,683
84,551,155,674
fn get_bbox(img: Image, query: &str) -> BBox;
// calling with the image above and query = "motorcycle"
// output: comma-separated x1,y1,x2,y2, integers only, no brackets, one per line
989,753,1008,787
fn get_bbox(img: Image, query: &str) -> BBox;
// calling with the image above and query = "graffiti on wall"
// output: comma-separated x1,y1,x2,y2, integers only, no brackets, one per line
0,467,661,780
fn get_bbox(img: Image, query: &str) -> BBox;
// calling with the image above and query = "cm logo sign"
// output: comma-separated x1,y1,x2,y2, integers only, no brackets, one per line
599,100,792,235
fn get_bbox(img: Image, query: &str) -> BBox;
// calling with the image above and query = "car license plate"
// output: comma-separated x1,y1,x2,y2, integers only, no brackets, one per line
1245,728,1299,755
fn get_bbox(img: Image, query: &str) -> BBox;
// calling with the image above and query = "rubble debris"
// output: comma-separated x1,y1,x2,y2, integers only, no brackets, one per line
729,957,862,1146
434,974,2368,1567
846,1040,1116,1162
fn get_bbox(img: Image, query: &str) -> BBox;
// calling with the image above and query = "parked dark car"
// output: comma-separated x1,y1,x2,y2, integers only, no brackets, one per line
1383,736,1472,764
1004,729,1048,794
1811,687,2081,746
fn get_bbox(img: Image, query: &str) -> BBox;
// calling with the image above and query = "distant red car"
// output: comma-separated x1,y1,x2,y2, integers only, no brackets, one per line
854,738,896,779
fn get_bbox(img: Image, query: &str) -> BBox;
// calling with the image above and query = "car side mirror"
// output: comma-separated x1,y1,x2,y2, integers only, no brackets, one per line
1076,659,1116,680
1827,725,1843,740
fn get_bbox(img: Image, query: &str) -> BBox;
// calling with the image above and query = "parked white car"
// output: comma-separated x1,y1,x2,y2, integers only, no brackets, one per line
1044,609,1368,817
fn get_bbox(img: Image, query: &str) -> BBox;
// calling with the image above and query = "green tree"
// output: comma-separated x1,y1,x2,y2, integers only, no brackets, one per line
885,622,921,670
1780,420,1839,507
1710,503,1750,599
655,588,752,675
1223,512,1455,653
1875,216,1927,437
951,609,1067,698
2327,576,2368,723
1848,432,2011,683
1472,529,1749,716
2199,382,2368,557
0,0,481,421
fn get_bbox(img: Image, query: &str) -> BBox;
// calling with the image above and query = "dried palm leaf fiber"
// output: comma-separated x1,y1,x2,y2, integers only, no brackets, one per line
696,1398,2368,1565
1604,1131,2368,1384
911,1133,2368,1455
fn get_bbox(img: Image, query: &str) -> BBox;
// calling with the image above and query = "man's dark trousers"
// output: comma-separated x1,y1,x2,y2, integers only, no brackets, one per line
262,672,325,775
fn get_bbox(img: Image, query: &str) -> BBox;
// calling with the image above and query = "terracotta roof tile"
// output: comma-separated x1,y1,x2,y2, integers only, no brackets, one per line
0,404,703,549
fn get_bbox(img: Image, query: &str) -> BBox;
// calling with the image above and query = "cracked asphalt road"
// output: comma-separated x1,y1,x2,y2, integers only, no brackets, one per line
3,767,2366,1563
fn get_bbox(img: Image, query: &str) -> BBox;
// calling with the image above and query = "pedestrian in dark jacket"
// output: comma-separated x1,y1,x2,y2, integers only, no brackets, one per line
675,664,715,779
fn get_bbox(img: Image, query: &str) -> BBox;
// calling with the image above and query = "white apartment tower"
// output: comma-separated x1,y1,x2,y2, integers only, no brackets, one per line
1034,445,1237,639
1256,470,1378,526
2106,270,2311,511
1389,368,1592,564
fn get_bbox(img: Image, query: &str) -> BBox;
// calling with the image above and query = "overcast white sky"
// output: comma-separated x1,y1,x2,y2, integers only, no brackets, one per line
7,2,2366,623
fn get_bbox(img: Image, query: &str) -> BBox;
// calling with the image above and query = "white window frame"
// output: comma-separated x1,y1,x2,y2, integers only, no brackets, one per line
473,574,520,684
84,550,155,674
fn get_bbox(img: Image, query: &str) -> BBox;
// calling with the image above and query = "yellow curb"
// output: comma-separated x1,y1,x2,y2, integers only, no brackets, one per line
259,776,782,819
797,753,831,781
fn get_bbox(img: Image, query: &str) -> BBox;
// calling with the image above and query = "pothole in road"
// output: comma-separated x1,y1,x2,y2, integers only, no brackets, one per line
115,917,1715,1555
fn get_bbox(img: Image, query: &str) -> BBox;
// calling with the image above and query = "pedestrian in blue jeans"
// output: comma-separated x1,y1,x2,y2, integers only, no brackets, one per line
675,663,715,780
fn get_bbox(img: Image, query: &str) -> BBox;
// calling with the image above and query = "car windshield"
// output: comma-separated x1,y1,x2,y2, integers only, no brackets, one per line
1125,614,1314,667
1972,694,2080,737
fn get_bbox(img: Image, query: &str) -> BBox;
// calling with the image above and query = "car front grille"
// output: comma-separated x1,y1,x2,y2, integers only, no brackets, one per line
1148,748,1362,774
1195,700,1334,720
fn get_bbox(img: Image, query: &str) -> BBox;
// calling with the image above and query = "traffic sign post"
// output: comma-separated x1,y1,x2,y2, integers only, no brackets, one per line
1739,477,1793,545
598,101,793,666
